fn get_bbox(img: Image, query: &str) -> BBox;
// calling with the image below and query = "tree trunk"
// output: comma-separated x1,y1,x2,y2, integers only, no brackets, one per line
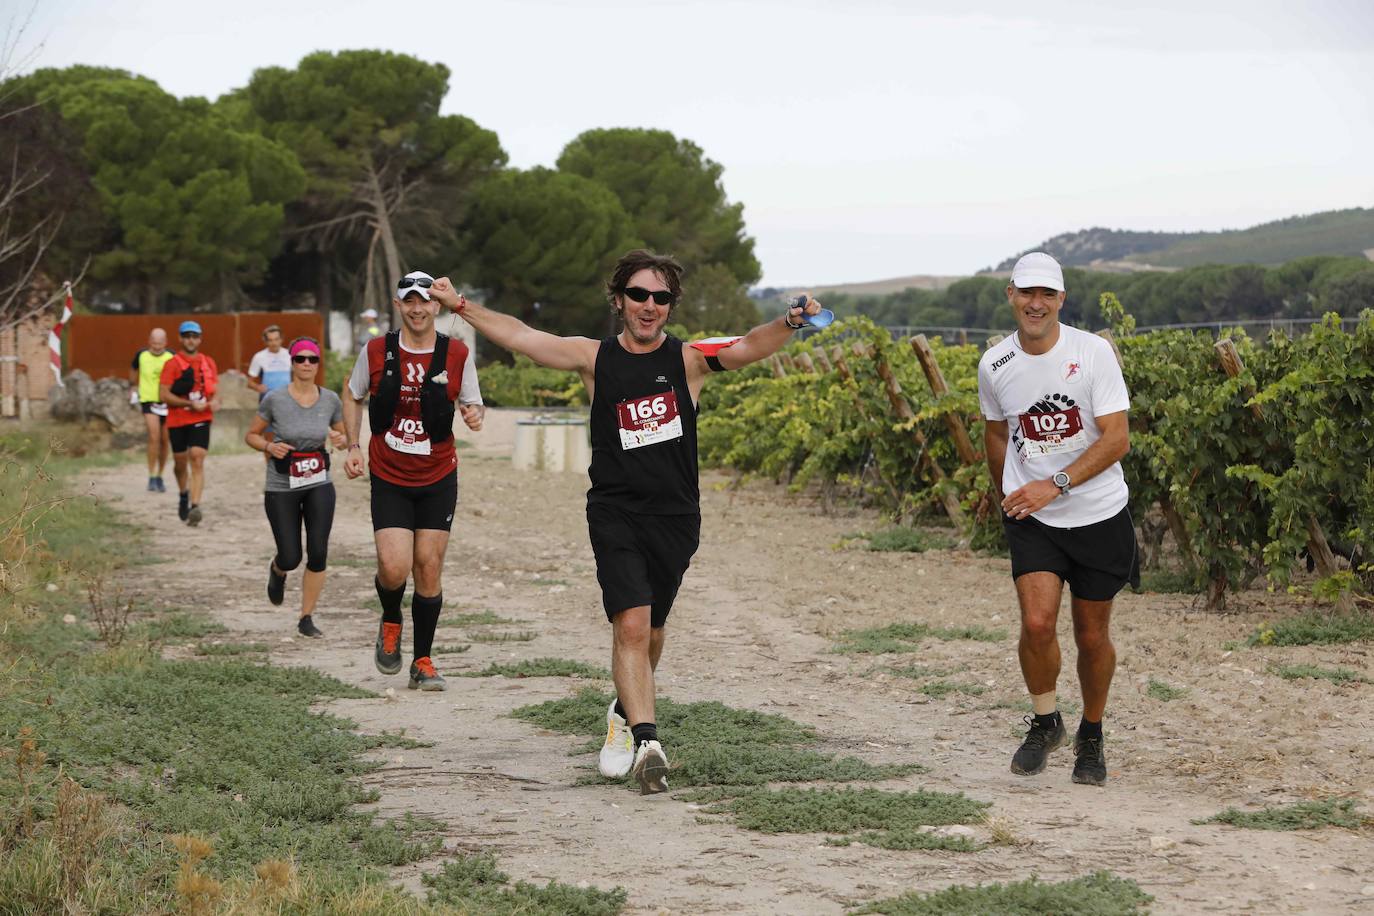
364,162,404,330
314,251,333,349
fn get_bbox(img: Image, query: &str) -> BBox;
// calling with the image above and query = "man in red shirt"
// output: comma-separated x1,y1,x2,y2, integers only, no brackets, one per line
159,320,219,526
342,271,485,691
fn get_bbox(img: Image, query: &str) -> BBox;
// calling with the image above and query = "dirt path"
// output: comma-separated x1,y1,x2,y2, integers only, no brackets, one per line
86,417,1374,914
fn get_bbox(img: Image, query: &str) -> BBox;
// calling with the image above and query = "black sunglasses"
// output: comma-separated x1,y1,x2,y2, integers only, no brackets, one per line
622,286,674,306
397,277,433,290
292,354,320,364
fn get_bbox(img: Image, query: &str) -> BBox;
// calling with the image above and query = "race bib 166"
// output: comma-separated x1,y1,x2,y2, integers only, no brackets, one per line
616,391,683,451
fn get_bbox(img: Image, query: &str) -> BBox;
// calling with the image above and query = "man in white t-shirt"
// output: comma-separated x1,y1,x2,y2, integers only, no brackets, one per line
977,251,1137,788
248,326,293,400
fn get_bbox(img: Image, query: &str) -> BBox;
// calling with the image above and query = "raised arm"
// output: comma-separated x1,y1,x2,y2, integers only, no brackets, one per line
693,296,822,375
429,278,598,373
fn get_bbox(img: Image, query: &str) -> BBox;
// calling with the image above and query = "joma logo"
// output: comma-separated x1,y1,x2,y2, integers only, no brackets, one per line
991,351,1015,372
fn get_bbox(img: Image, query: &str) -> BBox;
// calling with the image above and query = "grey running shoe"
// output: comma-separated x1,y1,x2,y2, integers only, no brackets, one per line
154,476,166,493
147,477,157,492
375,621,403,675
1011,714,1067,776
631,740,669,795
297,615,323,638
187,504,202,527
1072,735,1108,786
407,656,446,691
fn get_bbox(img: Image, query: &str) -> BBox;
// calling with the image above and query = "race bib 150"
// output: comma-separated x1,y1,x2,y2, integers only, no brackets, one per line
616,391,683,451
1017,406,1086,458
288,452,327,489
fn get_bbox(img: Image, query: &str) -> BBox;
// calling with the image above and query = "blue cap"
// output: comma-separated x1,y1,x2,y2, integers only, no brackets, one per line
178,320,202,335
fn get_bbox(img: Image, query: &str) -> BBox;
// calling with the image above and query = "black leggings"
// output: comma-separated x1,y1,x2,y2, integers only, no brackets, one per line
264,484,336,573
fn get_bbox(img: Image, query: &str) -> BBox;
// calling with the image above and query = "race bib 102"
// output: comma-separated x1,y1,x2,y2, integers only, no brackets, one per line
616,391,683,451
384,416,431,455
288,452,327,489
1017,406,1087,457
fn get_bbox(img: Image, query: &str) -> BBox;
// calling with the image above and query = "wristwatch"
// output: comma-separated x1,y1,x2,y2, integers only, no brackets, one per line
1052,471,1072,495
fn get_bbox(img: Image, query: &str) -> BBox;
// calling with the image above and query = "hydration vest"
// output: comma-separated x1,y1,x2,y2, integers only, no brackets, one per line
367,331,457,445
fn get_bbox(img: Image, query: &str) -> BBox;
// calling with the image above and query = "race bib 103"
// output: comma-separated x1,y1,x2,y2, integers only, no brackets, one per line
288,452,327,489
1017,406,1087,457
616,391,683,451
384,416,431,455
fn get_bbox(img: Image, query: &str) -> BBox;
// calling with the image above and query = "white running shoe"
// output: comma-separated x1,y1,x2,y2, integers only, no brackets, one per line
598,700,634,778
631,740,669,795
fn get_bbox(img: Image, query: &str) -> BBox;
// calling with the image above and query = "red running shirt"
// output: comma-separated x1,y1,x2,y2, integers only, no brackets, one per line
353,336,470,487
159,352,218,429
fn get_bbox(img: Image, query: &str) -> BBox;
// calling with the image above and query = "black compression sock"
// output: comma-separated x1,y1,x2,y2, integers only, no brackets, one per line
613,699,627,721
1033,711,1061,731
1077,717,1103,740
411,593,442,659
375,576,406,625
630,722,657,746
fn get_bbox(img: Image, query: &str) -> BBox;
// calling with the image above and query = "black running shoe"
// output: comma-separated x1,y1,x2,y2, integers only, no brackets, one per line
297,615,323,638
1072,734,1108,786
178,491,190,522
1011,714,1067,776
267,563,286,606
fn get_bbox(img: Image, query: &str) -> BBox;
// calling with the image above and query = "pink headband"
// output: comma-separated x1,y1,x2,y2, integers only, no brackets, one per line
289,339,320,358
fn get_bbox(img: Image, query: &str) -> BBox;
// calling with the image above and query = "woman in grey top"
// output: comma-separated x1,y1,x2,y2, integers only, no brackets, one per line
244,337,346,638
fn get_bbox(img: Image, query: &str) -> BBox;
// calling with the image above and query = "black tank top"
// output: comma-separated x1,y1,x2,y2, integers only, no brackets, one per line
587,334,699,515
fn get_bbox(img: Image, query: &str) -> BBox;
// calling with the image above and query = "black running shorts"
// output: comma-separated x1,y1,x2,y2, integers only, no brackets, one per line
168,422,210,453
370,471,457,532
1003,507,1140,601
587,503,700,628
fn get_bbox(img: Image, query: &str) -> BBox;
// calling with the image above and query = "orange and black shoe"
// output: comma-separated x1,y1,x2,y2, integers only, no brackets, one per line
374,620,403,675
407,656,446,691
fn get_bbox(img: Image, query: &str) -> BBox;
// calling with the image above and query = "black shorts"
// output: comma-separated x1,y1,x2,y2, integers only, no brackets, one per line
587,502,700,628
139,402,167,424
370,471,457,532
168,422,210,453
1003,507,1140,601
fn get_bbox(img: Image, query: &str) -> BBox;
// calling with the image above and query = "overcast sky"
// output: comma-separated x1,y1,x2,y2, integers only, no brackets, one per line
15,0,1374,286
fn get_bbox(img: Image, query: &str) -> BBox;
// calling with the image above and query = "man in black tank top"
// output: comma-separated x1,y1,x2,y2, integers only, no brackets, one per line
429,250,824,794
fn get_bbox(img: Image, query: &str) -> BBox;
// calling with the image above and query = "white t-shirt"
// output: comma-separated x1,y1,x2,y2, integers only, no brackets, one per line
248,347,292,393
977,323,1131,528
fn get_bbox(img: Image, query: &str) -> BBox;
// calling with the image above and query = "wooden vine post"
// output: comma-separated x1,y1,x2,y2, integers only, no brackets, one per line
909,334,978,465
858,341,965,525
830,345,902,507
794,351,816,374
1214,337,1349,611
811,347,833,374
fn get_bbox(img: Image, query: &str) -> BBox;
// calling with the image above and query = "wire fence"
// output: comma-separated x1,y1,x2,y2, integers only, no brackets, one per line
837,315,1366,346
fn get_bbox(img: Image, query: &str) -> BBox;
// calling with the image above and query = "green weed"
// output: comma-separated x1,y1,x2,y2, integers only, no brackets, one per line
919,681,986,698
1195,799,1369,831
1269,663,1370,684
511,688,919,789
883,664,956,680
130,611,227,643
423,852,625,914
1135,569,1201,594
853,871,1151,915
835,622,1005,654
709,786,987,850
437,611,515,628
463,658,609,679
866,528,956,553
1248,612,1374,647
468,631,538,643
431,644,472,656
1146,679,1189,701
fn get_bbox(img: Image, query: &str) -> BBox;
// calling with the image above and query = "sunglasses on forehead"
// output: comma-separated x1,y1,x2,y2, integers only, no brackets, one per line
292,354,320,364
397,277,433,290
622,286,675,306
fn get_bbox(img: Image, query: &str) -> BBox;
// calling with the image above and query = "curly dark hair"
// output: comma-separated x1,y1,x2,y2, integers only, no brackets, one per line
605,249,684,314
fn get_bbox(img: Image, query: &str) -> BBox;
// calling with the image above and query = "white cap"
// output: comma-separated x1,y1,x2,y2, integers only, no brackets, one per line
1010,252,1065,292
360,308,379,319
397,270,434,301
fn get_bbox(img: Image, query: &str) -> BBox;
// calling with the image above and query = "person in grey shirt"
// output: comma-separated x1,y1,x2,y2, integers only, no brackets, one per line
244,337,347,638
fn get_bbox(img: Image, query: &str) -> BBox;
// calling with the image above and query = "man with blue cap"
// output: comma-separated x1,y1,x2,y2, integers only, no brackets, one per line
159,320,220,526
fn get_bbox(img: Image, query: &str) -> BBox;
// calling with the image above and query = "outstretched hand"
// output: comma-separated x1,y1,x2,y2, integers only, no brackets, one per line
430,277,465,313
787,295,823,325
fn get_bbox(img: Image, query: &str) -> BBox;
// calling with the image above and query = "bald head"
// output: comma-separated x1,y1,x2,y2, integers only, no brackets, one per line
148,328,167,354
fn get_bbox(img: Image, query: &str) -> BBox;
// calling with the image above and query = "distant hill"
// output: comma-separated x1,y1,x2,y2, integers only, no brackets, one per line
995,207,1374,272
758,274,963,301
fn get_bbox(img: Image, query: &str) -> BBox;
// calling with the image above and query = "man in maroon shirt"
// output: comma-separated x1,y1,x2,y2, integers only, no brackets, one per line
342,270,485,691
